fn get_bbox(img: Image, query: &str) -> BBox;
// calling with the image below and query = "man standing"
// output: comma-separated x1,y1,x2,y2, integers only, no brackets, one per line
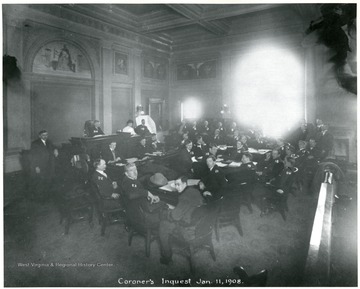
159,176,204,265
29,130,58,200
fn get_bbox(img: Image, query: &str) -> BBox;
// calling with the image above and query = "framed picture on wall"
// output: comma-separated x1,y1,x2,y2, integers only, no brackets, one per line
114,52,128,75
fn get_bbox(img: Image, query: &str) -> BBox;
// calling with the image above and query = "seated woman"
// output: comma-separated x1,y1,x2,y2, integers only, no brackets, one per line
122,119,137,136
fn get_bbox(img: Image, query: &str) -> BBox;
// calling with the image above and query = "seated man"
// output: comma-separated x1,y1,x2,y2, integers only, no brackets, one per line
121,163,165,226
261,156,297,217
192,143,221,179
257,148,284,182
212,128,225,145
135,119,151,137
101,141,124,164
88,120,105,137
122,119,137,136
192,135,208,159
174,139,194,177
159,176,204,265
199,155,227,201
91,159,122,210
135,137,154,159
226,152,257,185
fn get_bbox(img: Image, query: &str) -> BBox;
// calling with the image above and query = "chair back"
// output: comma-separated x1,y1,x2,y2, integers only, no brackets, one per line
84,120,94,137
191,202,219,238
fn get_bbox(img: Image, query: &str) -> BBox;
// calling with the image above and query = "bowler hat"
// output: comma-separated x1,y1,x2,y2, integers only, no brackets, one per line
149,173,168,187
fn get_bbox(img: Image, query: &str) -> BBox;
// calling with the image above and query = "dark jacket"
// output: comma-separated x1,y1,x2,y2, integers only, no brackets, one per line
29,138,56,175
201,165,227,200
175,148,193,175
101,147,124,163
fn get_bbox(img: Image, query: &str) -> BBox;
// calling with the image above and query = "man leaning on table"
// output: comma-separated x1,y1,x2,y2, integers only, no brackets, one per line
159,175,204,265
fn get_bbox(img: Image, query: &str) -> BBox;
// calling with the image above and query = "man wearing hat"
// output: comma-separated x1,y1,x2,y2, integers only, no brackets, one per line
159,176,204,265
147,173,178,207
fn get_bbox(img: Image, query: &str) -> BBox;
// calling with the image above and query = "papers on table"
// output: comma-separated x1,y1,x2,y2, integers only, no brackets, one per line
215,162,228,167
191,156,198,162
228,162,242,167
159,180,176,192
159,179,200,192
115,163,125,166
258,149,271,154
187,179,200,186
125,158,138,163
248,148,271,154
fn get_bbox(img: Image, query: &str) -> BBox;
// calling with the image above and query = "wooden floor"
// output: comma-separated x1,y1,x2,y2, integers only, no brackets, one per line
3,170,356,286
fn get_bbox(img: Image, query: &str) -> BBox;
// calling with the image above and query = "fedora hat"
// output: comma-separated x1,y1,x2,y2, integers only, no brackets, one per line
149,173,168,187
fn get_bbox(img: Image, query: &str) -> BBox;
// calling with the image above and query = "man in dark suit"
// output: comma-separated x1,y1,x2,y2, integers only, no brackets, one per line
212,128,224,145
226,152,257,185
29,130,58,200
135,119,150,137
317,124,334,160
91,159,122,210
159,176,205,265
192,135,208,159
101,142,124,164
199,155,227,201
88,120,105,137
174,139,194,176
135,137,154,159
121,163,164,226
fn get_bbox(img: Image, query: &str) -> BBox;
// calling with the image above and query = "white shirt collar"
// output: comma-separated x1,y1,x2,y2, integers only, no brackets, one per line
96,170,107,178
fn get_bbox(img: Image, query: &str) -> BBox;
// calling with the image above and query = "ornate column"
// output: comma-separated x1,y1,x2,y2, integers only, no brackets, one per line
132,48,142,114
101,40,113,134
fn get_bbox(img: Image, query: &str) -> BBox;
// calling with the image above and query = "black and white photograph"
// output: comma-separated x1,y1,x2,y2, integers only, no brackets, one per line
3,2,357,287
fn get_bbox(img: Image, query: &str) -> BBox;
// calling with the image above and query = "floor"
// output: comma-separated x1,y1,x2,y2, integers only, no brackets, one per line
3,169,356,287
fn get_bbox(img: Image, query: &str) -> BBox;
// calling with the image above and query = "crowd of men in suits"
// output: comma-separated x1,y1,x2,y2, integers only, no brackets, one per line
28,117,335,265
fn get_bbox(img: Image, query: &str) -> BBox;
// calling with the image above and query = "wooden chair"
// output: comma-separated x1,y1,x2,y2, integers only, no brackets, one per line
58,155,94,235
260,186,290,221
172,203,218,274
215,195,244,242
233,266,268,286
125,203,160,257
59,183,94,235
89,182,126,236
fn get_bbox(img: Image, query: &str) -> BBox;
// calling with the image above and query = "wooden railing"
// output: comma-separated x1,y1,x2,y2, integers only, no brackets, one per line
303,169,336,286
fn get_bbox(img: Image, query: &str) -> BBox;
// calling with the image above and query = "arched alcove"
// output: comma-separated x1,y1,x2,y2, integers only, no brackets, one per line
28,40,96,144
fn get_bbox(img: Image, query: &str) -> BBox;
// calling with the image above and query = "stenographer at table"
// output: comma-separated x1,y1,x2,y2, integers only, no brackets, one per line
101,141,124,164
199,155,227,202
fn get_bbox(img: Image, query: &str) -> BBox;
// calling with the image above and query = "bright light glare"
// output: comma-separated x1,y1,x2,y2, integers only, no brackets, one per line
182,98,202,119
233,47,303,138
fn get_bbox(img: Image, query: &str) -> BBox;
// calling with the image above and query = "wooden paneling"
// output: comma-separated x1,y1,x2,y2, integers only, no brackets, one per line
31,82,93,144
111,87,132,133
